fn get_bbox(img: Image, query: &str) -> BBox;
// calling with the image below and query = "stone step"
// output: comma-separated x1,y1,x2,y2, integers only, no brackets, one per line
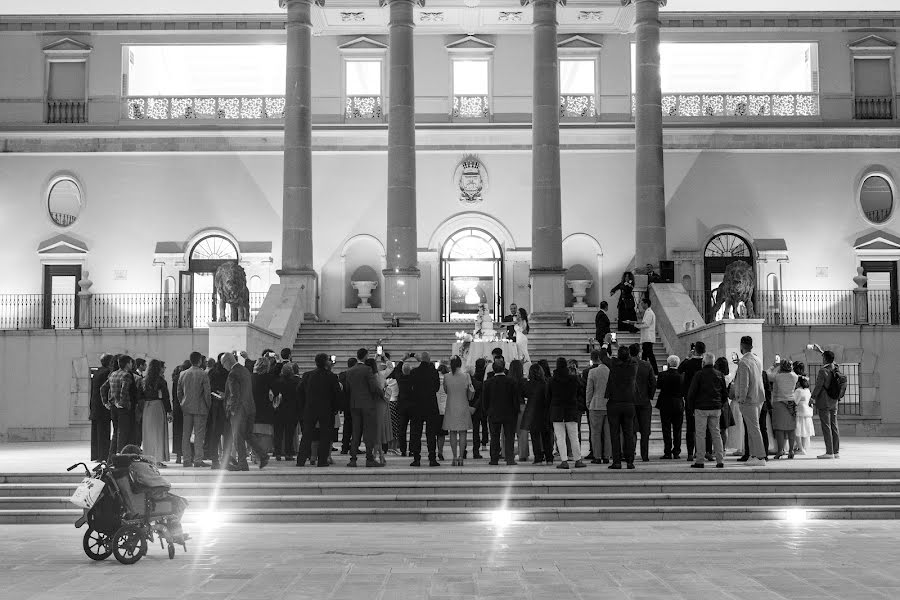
7,491,900,512
4,504,900,524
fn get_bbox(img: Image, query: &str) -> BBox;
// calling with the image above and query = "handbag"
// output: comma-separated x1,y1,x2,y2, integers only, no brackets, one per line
69,477,106,509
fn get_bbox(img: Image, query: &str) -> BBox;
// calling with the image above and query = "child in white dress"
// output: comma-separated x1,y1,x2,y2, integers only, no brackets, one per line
793,376,814,454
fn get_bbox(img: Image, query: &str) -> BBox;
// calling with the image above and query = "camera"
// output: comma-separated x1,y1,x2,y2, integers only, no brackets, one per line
330,355,336,363
610,332,617,342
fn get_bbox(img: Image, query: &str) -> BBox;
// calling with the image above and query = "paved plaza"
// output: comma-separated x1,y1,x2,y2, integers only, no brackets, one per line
1,520,900,600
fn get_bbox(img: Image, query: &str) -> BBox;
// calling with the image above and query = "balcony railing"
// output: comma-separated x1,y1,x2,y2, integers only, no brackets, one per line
685,288,896,326
633,92,819,118
47,99,87,124
451,95,490,119
560,94,596,118
0,292,266,330
345,95,383,120
124,96,286,120
854,96,894,120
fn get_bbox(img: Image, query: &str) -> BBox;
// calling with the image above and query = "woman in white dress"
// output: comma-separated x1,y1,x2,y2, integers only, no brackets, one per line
515,307,531,365
793,362,815,455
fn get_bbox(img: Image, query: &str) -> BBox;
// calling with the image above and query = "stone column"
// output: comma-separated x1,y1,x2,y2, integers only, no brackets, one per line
77,271,93,329
625,0,667,269
382,0,422,321
278,0,318,317
853,266,869,325
528,0,566,320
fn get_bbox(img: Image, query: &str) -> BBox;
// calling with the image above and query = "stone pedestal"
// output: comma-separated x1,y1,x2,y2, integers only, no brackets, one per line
253,273,313,352
77,270,93,330
677,319,765,368
382,269,421,322
208,322,280,366
854,289,869,325
530,269,567,321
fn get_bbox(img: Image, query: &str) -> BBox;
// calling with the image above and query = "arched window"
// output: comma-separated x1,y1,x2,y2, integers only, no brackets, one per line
704,233,751,259
441,228,503,322
189,234,239,273
47,176,83,227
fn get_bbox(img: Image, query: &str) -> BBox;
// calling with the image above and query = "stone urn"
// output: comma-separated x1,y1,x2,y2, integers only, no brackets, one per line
351,280,378,309
566,279,593,308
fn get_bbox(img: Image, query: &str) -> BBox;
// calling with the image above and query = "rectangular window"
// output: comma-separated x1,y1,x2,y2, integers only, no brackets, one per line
560,60,595,95
127,45,286,96
345,60,381,96
560,59,597,118
631,42,819,117
453,60,489,95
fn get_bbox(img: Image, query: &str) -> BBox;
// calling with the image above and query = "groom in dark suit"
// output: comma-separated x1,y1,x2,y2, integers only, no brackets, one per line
501,303,518,341
595,301,611,343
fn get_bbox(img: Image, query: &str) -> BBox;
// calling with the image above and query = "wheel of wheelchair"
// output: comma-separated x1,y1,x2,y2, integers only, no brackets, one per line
82,527,112,561
112,524,147,565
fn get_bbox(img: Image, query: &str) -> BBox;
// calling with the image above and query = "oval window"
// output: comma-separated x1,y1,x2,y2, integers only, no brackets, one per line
860,175,894,224
48,178,83,227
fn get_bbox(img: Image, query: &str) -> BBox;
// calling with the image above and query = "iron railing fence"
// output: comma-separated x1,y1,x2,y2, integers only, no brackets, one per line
0,292,266,330
684,289,896,326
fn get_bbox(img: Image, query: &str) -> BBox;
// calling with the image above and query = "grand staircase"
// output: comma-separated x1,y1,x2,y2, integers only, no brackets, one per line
3,465,899,523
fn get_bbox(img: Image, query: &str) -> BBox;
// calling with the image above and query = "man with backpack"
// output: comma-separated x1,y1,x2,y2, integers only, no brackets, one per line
811,350,846,459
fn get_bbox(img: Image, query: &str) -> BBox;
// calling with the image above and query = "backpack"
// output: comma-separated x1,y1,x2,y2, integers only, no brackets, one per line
826,366,847,400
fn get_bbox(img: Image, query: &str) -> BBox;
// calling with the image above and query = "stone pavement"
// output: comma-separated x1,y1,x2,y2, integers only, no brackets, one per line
2,520,900,600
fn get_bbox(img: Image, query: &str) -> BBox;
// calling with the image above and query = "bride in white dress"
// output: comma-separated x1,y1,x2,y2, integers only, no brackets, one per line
514,307,531,365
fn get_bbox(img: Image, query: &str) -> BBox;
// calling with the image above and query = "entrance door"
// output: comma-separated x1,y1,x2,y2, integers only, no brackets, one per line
440,228,503,322
178,271,193,329
862,261,898,324
704,233,754,321
42,264,81,329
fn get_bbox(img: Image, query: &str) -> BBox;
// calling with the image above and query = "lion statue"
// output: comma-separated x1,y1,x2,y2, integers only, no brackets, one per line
212,262,250,322
710,260,756,320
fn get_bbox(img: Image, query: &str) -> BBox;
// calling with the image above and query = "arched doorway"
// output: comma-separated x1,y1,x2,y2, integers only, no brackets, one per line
704,232,753,321
441,228,503,322
179,234,239,326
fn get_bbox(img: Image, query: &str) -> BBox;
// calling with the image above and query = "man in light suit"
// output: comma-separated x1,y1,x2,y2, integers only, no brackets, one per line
732,335,767,466
811,350,841,459
343,347,383,467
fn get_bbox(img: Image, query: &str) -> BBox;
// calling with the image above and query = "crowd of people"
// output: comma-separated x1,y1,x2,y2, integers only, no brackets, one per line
87,329,847,471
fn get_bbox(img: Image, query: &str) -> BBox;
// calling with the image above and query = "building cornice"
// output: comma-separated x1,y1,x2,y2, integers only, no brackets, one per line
4,125,900,154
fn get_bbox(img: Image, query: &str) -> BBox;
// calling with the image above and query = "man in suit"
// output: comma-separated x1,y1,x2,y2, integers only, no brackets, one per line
338,357,357,454
678,341,706,462
630,343,657,462
605,345,638,469
178,351,212,468
297,353,342,467
222,352,264,471
89,353,113,462
343,347,383,467
732,335,768,466
594,301,611,345
482,360,521,465
811,350,841,459
409,351,442,466
501,303,518,341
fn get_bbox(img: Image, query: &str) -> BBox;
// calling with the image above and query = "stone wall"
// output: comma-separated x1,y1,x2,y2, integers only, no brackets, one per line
0,328,208,442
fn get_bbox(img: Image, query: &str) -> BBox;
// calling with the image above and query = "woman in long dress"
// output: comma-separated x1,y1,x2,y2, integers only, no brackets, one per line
140,359,171,467
792,362,815,455
442,355,475,466
768,359,799,459
515,307,531,365
365,358,390,466
610,272,639,333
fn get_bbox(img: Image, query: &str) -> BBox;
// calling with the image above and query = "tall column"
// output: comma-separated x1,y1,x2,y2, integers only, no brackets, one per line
528,0,566,320
382,0,421,321
626,0,667,270
278,0,318,317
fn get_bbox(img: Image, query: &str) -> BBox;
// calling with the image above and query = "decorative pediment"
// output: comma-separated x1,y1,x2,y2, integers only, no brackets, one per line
446,35,496,53
854,230,900,252
338,36,388,51
42,37,92,57
558,35,603,50
849,35,898,50
37,234,88,255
